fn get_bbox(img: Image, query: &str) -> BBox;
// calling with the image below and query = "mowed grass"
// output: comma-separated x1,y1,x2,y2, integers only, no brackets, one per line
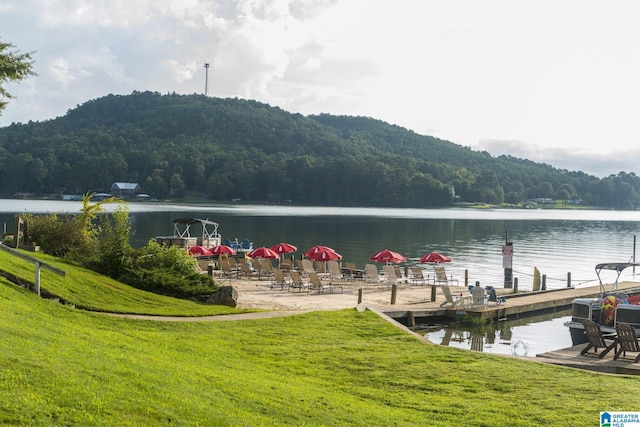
1,251,639,425
0,250,251,316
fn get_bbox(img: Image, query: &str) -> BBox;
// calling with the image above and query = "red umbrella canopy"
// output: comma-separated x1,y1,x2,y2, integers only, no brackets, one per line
188,245,212,256
270,242,298,254
419,252,451,264
304,245,336,258
307,247,342,261
369,249,407,263
248,247,279,259
209,245,237,256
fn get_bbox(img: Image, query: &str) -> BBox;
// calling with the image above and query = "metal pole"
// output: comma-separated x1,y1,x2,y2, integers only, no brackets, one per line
204,63,210,96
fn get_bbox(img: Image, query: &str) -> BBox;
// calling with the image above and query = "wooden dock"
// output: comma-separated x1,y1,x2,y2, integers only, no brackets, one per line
380,280,640,326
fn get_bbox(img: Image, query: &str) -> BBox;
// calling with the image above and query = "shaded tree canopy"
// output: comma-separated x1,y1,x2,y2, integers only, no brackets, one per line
0,90,638,209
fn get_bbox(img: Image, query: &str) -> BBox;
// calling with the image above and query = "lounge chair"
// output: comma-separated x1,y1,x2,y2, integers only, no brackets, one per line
271,269,289,290
440,284,470,308
364,264,382,286
301,259,316,276
217,258,235,278
307,272,324,293
288,270,309,293
410,267,427,285
382,264,399,287
327,260,346,282
433,266,459,286
614,323,640,362
239,258,258,278
580,319,616,358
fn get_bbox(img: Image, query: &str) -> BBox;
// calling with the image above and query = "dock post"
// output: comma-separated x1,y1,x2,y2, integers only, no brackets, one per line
567,272,571,288
513,277,518,292
541,275,546,291
358,288,363,304
390,284,397,305
465,269,469,287
407,311,415,328
430,285,436,302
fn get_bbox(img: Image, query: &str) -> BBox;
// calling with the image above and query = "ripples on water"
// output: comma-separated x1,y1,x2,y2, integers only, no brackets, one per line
2,201,640,291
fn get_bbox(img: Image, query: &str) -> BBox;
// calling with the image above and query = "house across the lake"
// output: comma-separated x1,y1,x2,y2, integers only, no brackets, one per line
110,182,142,198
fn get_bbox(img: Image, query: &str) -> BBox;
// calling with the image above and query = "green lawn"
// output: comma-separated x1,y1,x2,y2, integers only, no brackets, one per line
0,250,252,316
0,250,638,425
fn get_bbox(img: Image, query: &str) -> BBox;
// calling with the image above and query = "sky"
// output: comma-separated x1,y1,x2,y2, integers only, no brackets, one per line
1,0,640,178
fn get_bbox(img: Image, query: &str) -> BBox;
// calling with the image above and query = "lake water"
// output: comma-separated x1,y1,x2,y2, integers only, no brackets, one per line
2,200,640,355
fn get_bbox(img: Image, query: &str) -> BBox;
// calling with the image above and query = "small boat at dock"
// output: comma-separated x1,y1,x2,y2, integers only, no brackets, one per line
565,263,640,345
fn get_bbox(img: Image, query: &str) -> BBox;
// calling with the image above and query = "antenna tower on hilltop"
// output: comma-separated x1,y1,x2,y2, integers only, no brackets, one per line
204,63,210,96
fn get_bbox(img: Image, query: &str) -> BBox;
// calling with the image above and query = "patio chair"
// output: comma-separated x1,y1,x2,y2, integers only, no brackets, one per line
440,284,470,308
433,266,459,286
614,323,640,362
288,270,309,293
470,286,487,308
580,319,616,358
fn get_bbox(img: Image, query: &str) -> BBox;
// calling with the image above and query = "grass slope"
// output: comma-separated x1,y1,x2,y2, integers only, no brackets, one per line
0,250,248,316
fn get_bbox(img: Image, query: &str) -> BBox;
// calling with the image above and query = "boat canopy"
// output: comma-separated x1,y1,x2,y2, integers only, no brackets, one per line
595,262,640,294
171,218,220,245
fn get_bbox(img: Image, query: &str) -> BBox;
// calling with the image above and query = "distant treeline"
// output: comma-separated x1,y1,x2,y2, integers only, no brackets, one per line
0,91,638,209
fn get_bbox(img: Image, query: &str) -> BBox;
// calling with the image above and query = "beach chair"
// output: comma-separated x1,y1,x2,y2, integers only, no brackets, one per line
410,267,427,285
239,258,258,279
301,259,316,276
614,323,640,362
288,270,309,293
218,258,235,278
307,272,324,293
433,266,459,286
580,319,616,358
364,264,381,286
440,284,470,308
382,265,399,287
271,269,289,290
327,260,345,282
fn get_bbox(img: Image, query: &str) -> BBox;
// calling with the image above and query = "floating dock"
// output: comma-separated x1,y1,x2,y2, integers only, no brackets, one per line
380,280,640,327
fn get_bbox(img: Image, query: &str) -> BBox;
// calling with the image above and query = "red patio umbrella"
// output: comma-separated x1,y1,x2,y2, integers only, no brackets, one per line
304,245,337,258
419,252,451,264
270,242,298,255
188,245,212,256
306,247,342,261
370,249,407,264
209,245,237,256
248,246,279,259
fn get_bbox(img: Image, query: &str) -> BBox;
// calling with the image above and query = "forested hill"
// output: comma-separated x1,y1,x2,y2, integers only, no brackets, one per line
0,90,638,209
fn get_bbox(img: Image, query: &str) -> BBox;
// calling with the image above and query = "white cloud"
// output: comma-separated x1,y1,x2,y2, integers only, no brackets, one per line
2,0,640,177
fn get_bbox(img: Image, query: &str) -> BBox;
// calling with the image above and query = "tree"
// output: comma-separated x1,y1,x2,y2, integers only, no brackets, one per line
0,40,36,114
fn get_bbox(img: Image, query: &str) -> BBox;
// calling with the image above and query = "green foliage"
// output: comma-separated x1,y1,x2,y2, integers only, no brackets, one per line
0,39,36,114
22,213,91,257
22,197,217,300
1,91,639,208
118,240,216,299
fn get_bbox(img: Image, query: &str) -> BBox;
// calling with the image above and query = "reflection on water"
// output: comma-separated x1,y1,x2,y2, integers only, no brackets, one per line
419,310,573,356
